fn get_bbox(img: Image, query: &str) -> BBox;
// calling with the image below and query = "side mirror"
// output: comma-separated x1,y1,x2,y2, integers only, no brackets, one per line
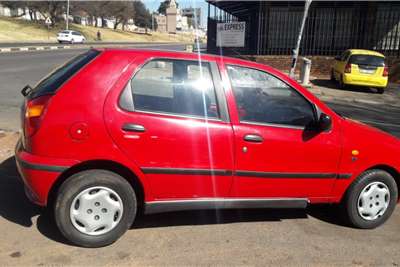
334,55,341,61
317,113,332,132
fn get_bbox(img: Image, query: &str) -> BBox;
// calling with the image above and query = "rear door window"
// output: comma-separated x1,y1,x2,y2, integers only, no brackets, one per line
130,59,219,119
349,55,385,66
28,49,100,99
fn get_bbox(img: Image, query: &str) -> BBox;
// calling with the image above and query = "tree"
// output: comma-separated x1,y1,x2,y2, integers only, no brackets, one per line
107,1,135,30
133,1,152,29
157,0,178,15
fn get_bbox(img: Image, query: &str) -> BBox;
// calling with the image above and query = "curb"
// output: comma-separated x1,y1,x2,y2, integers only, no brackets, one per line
0,42,190,53
0,45,72,53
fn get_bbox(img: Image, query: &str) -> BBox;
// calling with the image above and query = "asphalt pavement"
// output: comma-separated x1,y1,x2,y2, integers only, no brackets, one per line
0,46,400,266
0,42,178,48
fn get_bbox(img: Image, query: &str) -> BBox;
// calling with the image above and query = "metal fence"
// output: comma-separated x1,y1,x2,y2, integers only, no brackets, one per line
208,1,400,58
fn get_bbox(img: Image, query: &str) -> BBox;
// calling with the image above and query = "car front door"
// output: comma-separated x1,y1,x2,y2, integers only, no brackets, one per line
225,64,342,200
105,57,234,200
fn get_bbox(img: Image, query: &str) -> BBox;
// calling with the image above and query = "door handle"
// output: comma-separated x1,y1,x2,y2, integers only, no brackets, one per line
243,134,263,143
122,123,146,132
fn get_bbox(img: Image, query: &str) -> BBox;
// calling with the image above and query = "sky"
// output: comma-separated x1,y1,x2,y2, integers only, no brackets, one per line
143,0,209,28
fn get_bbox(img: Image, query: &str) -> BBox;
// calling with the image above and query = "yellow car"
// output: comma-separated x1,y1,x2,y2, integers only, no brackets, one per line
331,49,388,93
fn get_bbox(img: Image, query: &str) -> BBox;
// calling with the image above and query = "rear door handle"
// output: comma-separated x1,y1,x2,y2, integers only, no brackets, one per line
244,134,263,143
122,123,146,132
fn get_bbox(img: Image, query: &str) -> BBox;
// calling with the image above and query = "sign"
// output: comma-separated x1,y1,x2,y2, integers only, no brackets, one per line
216,22,245,47
45,17,52,25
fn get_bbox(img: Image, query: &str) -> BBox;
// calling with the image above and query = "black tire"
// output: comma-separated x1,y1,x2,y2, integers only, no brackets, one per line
54,170,137,247
330,69,335,81
338,75,346,89
343,169,398,229
377,88,384,94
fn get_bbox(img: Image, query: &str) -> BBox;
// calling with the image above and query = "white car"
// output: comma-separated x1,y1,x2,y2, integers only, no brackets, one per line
57,30,86,44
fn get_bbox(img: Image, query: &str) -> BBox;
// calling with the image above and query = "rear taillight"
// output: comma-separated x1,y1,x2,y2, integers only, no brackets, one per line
24,95,52,137
344,63,351,73
383,66,389,77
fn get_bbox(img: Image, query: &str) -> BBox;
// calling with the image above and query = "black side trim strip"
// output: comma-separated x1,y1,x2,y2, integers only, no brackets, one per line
235,171,337,179
17,158,68,172
141,167,232,176
145,198,309,214
141,168,352,179
337,173,352,179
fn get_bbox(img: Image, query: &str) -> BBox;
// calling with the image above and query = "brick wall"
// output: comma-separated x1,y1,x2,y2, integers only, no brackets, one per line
247,55,400,83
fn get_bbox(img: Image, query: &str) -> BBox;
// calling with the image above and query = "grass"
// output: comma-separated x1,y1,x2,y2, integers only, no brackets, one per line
0,16,195,43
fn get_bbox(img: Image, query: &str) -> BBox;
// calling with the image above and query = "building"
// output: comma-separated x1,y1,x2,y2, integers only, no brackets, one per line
206,1,400,58
155,15,167,32
166,0,177,33
181,7,201,28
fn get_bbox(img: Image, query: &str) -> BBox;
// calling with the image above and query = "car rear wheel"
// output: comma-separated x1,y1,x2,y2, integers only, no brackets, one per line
343,169,398,229
330,69,335,81
376,88,384,94
338,75,346,89
54,170,137,247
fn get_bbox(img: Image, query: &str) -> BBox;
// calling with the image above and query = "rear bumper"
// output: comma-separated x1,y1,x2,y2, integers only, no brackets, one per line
343,74,388,88
56,36,72,42
15,140,77,206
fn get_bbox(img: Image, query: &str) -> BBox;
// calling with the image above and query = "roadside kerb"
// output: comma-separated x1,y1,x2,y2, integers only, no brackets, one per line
0,42,189,53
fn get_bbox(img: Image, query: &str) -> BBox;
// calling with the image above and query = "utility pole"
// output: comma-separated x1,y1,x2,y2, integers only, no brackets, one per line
289,0,312,78
66,0,70,30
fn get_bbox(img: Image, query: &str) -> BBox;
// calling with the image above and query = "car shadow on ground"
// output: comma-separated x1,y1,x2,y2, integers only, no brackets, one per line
0,155,349,246
311,79,380,93
132,204,349,229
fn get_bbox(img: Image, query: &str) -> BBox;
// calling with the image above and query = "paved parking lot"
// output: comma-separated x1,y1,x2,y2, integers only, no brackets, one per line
0,49,399,266
0,143,400,266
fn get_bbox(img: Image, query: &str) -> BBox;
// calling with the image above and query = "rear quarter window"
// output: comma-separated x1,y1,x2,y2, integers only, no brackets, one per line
28,49,100,99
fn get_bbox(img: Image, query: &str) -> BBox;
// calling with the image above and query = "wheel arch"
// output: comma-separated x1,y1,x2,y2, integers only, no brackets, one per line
366,164,400,200
47,159,145,212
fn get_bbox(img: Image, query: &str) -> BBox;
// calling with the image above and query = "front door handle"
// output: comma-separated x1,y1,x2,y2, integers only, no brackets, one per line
244,134,263,143
122,123,146,132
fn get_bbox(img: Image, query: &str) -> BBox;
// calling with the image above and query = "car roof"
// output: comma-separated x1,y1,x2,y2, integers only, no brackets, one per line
96,48,264,68
348,49,385,57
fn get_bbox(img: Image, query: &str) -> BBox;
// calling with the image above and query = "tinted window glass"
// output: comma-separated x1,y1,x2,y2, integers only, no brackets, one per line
341,51,350,61
131,59,218,118
227,65,315,127
349,55,384,66
29,49,100,99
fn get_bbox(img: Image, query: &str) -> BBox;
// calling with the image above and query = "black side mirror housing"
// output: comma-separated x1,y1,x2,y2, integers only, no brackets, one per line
317,113,332,132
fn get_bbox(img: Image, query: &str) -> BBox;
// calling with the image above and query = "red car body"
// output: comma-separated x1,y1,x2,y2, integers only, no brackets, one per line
16,49,400,212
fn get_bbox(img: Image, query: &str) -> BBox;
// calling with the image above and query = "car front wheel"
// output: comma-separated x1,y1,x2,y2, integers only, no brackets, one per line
344,169,398,229
54,170,137,247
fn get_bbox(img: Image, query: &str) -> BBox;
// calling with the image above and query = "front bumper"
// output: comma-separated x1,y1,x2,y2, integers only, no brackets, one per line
15,140,77,206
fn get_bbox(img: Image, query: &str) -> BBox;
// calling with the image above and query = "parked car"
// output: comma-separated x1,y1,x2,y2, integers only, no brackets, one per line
57,30,86,44
331,49,388,93
16,49,400,247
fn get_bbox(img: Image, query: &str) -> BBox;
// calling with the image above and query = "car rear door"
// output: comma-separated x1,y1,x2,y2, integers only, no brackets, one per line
105,56,234,200
224,64,342,200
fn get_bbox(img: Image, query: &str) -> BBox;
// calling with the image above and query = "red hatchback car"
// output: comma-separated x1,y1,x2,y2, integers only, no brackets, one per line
16,49,400,247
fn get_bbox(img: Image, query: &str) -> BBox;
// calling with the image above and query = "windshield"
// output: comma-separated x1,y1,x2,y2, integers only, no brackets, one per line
348,55,385,66
28,50,100,99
